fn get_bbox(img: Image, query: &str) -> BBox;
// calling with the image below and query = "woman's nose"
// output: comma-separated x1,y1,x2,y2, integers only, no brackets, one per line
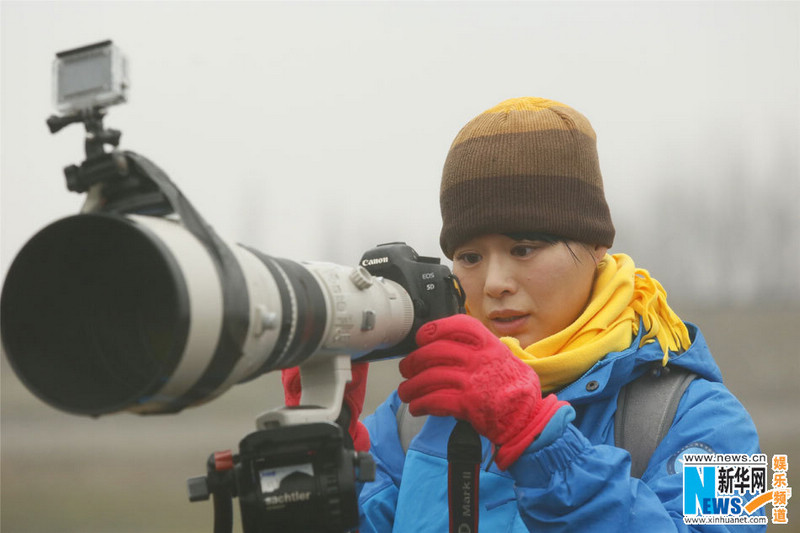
483,257,517,298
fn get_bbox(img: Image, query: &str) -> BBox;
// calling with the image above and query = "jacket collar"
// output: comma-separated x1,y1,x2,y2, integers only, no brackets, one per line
556,322,723,404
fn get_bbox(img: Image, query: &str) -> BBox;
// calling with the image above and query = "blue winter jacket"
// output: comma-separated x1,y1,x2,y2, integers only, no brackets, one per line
358,323,764,531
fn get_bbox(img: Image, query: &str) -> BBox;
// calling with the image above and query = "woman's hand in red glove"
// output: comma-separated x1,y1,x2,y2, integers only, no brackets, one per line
397,315,567,470
281,362,370,452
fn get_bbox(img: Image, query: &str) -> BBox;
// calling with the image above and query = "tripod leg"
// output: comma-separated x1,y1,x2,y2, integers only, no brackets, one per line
212,488,233,533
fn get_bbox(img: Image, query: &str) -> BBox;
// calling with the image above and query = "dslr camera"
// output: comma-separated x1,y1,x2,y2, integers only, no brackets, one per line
1,40,463,533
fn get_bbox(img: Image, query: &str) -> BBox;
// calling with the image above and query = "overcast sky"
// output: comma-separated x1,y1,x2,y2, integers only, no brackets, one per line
2,1,799,303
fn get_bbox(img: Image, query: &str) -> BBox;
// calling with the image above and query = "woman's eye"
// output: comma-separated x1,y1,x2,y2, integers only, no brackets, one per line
456,252,481,265
511,244,539,257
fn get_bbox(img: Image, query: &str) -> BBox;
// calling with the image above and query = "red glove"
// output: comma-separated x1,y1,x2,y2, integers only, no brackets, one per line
281,362,370,452
398,315,568,470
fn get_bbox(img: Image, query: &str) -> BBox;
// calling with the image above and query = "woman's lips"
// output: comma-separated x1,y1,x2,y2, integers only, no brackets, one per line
488,313,530,336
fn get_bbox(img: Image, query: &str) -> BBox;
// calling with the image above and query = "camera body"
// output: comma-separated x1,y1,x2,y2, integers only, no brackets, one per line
357,242,462,361
53,40,128,114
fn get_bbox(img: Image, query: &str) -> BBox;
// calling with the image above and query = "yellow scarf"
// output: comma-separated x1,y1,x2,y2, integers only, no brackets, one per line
501,253,691,393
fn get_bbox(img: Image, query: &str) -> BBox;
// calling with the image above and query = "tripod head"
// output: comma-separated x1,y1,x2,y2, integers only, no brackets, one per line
188,422,376,533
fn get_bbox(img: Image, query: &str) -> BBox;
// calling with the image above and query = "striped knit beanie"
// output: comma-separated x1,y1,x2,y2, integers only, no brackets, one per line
439,97,615,258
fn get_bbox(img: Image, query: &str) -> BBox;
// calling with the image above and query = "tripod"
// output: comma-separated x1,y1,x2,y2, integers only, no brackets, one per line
187,356,375,533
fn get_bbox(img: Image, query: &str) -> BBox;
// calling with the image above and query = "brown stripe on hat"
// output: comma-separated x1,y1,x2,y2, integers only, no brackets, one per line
439,97,614,258
440,174,615,257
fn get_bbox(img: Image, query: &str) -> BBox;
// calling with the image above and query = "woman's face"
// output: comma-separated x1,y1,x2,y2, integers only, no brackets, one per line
453,234,607,348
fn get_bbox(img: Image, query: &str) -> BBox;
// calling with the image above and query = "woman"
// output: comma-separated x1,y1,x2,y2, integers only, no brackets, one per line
285,97,763,531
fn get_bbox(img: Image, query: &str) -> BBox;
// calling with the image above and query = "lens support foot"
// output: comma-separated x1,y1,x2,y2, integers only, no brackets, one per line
255,354,352,429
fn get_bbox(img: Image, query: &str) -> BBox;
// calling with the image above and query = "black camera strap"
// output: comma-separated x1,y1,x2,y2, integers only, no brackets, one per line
447,420,481,533
107,151,251,412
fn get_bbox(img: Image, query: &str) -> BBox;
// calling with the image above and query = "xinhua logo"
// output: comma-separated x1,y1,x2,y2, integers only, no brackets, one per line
683,453,792,526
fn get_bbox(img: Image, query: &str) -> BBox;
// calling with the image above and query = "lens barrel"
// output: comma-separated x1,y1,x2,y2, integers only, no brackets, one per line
1,213,414,416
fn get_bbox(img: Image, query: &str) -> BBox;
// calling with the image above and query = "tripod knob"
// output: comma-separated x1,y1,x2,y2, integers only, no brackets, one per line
354,451,376,482
213,450,235,471
187,476,211,502
46,113,82,133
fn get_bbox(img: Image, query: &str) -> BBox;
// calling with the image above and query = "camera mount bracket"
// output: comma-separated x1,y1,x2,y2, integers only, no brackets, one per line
47,107,122,159
255,354,352,428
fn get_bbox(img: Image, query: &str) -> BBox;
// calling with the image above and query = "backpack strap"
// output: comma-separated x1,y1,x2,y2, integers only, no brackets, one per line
396,402,428,454
615,365,697,478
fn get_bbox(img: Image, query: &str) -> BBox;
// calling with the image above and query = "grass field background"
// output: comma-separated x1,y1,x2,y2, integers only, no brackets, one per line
2,304,798,532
